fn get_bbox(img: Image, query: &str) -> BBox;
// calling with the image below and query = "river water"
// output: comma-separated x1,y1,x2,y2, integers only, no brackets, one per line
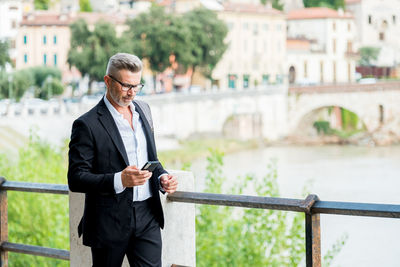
190,145,400,267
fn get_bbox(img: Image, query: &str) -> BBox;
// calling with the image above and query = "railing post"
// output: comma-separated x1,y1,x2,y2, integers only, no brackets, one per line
0,177,8,267
304,194,321,267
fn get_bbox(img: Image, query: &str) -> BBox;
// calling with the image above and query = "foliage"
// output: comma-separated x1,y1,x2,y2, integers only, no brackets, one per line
79,0,93,12
34,0,50,10
358,46,381,66
124,5,228,81
37,76,64,99
183,8,228,79
0,134,69,266
196,150,347,266
0,69,34,100
0,40,11,70
303,0,345,9
260,0,284,10
313,120,332,135
29,66,62,89
68,19,120,92
125,5,195,74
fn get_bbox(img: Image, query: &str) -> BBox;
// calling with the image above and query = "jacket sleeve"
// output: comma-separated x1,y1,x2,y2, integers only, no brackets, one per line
67,118,115,194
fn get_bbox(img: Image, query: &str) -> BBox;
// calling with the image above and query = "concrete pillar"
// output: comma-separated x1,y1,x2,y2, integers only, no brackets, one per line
69,170,196,267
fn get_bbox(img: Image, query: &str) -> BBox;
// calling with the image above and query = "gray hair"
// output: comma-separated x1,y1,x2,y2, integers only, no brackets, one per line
106,53,143,76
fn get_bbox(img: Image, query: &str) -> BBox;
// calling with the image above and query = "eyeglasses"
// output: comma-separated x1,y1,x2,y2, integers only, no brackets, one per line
108,75,144,92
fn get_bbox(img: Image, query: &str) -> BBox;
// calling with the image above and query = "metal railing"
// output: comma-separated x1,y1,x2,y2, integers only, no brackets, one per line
1,177,400,267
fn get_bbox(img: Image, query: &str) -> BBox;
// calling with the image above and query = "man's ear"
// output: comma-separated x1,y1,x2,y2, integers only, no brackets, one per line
104,75,111,88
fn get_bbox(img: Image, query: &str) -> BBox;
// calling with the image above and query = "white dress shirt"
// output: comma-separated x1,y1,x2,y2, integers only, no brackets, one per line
104,95,153,201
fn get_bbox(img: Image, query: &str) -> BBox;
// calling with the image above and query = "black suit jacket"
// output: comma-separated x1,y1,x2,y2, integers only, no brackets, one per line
68,98,165,248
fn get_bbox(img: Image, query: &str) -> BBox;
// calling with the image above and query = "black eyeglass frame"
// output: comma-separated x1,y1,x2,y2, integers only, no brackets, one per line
108,75,144,92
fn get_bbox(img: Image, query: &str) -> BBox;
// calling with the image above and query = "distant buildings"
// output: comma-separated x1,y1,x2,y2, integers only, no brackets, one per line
286,7,358,84
345,0,400,68
212,2,286,89
15,11,126,82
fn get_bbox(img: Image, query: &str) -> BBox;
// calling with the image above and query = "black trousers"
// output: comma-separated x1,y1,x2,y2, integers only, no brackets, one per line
91,198,162,267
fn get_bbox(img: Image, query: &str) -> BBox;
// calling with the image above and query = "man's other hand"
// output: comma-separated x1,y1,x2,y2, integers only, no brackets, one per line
160,174,178,194
121,166,152,187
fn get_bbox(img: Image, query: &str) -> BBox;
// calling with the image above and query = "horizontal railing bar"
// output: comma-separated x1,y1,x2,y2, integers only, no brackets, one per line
0,242,69,260
167,191,308,212
312,201,400,218
0,181,69,195
169,192,400,219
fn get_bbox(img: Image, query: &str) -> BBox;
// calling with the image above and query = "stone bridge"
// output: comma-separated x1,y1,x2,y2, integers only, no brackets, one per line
288,82,400,134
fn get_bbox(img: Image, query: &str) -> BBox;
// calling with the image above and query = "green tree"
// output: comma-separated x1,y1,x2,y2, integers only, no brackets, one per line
0,69,34,100
29,66,62,88
0,135,69,266
34,0,50,10
303,0,345,9
260,0,284,10
125,6,195,75
37,76,64,99
79,0,93,12
68,19,120,94
358,46,381,66
183,8,228,80
0,40,11,70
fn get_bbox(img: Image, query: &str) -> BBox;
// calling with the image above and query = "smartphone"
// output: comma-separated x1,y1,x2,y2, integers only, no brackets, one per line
141,161,160,172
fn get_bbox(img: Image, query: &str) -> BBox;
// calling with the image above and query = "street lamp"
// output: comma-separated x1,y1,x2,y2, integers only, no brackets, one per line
8,74,13,99
47,75,53,99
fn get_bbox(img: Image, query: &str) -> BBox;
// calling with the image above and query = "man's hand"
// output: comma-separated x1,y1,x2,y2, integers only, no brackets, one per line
160,174,178,194
121,166,152,188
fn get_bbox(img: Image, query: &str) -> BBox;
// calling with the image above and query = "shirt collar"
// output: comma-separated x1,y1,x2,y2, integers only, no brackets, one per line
103,95,136,118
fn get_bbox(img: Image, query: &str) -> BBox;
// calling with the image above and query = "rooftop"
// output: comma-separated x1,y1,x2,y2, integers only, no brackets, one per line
287,7,353,20
222,2,283,16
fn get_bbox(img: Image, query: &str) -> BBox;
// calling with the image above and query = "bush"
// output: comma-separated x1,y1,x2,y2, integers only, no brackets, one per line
196,149,347,266
0,135,69,266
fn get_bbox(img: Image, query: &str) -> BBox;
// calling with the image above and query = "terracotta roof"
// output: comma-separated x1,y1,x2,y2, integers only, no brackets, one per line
287,7,353,20
21,12,71,26
223,2,283,15
20,11,126,27
345,0,361,4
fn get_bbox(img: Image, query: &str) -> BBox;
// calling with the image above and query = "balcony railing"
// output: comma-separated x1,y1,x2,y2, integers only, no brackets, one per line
1,177,400,267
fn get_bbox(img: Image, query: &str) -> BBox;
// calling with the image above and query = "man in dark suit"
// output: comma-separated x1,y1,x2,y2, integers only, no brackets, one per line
68,53,178,267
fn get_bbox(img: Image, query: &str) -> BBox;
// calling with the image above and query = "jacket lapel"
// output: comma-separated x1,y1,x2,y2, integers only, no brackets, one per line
133,101,157,160
97,99,129,166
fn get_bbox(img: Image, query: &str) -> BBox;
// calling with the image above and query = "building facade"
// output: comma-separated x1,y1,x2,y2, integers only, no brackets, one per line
286,7,358,84
345,0,400,67
212,2,287,90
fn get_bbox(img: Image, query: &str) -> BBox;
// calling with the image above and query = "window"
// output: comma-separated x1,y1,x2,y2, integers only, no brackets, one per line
262,74,270,85
379,32,385,41
253,23,258,35
54,54,57,66
23,35,27,44
243,75,250,89
11,20,16,29
24,54,28,63
393,15,396,24
332,39,336,53
368,15,372,24
347,41,353,52
304,61,308,78
348,22,351,31
53,35,57,44
11,39,16,49
332,22,336,31
43,54,47,65
276,74,283,84
228,74,237,89
43,35,47,44
333,61,337,83
320,61,324,83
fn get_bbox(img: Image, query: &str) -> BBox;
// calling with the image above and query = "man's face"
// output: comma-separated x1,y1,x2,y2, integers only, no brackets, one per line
105,69,142,107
